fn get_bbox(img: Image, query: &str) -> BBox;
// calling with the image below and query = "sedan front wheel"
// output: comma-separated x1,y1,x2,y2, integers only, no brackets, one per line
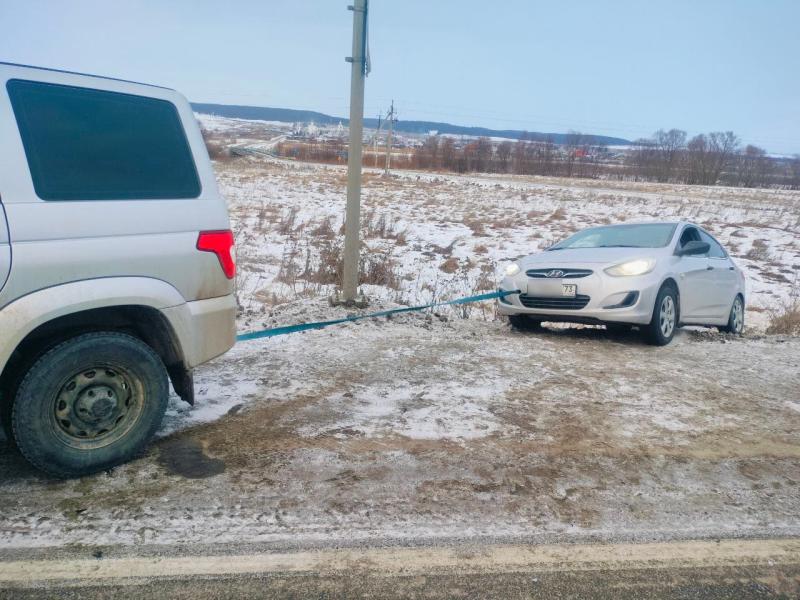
644,284,678,346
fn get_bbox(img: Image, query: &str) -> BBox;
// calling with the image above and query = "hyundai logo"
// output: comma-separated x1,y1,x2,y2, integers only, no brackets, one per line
546,270,565,278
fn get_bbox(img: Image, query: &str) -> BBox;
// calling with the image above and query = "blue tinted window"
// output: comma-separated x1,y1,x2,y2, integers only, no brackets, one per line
7,79,200,201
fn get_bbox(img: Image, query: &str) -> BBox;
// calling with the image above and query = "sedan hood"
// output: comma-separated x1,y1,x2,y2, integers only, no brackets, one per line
522,247,660,267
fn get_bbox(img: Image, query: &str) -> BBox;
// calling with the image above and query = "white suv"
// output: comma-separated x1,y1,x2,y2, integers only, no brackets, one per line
0,63,236,477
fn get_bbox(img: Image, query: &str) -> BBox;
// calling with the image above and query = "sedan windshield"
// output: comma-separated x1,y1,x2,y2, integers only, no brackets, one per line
549,223,678,250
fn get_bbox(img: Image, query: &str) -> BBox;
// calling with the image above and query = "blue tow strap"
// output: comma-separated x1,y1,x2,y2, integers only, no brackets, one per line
236,289,521,342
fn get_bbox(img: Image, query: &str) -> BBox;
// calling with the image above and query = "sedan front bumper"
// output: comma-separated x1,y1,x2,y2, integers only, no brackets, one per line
497,270,662,325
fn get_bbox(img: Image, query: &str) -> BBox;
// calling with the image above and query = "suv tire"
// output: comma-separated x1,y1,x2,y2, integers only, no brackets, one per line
11,332,169,478
1,391,15,449
644,284,678,346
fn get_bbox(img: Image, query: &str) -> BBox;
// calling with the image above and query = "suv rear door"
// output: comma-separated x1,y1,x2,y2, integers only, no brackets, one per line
0,63,232,309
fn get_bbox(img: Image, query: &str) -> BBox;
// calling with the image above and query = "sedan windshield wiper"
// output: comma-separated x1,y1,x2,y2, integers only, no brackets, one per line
594,244,640,248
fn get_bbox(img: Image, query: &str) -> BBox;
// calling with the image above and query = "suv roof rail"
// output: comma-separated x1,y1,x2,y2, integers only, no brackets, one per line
0,61,171,90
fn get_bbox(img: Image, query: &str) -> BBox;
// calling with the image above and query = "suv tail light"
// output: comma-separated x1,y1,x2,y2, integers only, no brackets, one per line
197,230,236,279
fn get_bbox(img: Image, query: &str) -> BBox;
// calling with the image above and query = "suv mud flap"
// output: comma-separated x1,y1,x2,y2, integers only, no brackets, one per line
167,364,195,405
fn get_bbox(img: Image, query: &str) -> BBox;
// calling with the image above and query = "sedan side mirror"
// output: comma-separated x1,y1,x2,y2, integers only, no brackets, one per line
676,241,710,257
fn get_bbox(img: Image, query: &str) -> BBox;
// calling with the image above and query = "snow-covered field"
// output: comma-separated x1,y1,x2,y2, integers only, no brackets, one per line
205,122,799,334
0,117,798,551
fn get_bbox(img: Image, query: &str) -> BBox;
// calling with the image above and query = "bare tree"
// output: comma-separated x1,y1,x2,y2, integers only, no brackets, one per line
512,136,529,174
788,155,800,190
686,134,712,185
653,129,687,182
627,138,659,181
737,144,771,188
563,131,584,177
416,136,440,170
708,131,740,184
496,141,513,173
440,137,456,171
475,137,493,172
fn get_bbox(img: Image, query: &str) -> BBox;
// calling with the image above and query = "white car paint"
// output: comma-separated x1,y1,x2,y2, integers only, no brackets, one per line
498,221,746,329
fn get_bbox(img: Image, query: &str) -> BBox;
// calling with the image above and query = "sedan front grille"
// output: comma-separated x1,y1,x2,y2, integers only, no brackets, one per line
519,294,590,310
525,268,593,279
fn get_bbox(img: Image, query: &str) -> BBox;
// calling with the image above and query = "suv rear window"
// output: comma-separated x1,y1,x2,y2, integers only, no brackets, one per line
7,79,201,201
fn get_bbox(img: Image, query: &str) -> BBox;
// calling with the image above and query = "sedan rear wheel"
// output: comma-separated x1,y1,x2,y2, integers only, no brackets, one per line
644,284,678,346
718,295,745,334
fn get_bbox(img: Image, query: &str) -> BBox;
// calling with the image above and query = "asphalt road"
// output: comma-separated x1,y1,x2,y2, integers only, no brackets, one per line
2,538,799,599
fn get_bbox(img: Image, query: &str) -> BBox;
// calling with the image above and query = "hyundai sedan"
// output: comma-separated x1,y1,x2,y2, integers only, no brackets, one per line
497,221,746,345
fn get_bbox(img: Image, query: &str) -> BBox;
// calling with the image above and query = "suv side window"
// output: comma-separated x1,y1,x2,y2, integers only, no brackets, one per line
699,230,726,258
7,79,201,201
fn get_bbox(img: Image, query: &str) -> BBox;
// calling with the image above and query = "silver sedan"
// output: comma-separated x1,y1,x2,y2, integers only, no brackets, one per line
498,221,746,345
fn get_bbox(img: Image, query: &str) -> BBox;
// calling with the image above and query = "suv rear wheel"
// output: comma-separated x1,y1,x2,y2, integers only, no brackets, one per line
11,332,168,478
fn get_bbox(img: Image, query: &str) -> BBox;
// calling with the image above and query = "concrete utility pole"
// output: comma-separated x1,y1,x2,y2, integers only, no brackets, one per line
384,100,395,175
340,0,369,305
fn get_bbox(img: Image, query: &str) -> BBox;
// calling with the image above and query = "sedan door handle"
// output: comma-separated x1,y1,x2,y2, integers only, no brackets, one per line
728,266,735,271
706,266,714,270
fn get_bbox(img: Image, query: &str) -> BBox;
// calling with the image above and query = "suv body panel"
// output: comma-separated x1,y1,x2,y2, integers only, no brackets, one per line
0,277,236,373
0,63,236,381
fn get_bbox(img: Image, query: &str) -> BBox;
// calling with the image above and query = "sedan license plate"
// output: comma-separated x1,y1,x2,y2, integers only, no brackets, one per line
562,284,577,298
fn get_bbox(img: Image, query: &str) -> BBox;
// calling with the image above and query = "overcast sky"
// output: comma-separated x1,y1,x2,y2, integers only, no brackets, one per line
1,0,798,153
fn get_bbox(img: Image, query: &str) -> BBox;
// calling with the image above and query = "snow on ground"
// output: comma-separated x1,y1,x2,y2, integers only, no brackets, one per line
0,121,798,551
1,307,798,548
216,150,799,334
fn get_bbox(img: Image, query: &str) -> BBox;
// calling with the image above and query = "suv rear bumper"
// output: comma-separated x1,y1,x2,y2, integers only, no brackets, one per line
162,294,237,368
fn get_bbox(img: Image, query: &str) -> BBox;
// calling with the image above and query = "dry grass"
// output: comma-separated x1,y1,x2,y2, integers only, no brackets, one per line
439,257,460,273
277,207,300,235
463,215,486,236
766,301,800,335
300,240,401,290
362,210,409,244
766,279,800,335
311,218,336,239
362,250,401,289
745,239,771,261
304,240,343,286
474,263,495,291
488,216,517,230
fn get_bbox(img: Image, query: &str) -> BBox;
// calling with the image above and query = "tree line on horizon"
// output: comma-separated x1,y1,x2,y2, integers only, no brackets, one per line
409,129,800,189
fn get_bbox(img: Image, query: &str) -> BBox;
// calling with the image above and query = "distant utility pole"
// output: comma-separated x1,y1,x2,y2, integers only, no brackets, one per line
372,113,382,168
340,0,370,305
384,100,395,175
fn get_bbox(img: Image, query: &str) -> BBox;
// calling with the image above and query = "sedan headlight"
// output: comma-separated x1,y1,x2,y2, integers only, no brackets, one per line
604,258,656,277
504,263,521,277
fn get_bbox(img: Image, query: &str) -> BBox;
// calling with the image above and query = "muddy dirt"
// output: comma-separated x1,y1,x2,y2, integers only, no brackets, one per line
0,312,798,548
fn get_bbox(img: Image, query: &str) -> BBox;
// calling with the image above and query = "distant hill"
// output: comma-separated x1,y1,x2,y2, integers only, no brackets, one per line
191,102,631,147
